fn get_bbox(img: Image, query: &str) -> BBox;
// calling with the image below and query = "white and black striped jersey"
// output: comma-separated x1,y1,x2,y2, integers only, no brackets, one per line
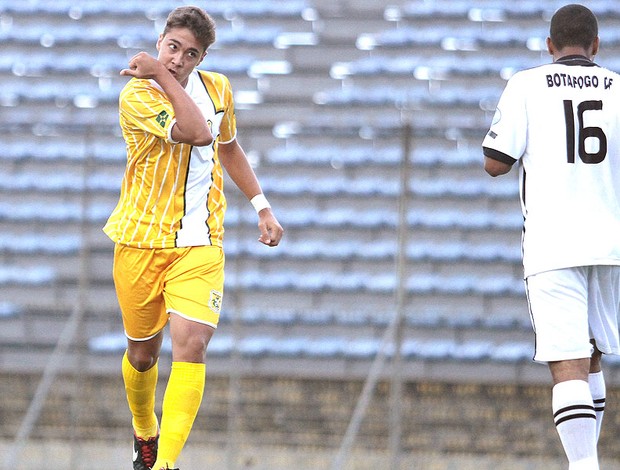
483,55,620,277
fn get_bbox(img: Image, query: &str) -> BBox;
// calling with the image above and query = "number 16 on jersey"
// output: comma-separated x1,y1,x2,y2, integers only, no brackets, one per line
563,99,607,164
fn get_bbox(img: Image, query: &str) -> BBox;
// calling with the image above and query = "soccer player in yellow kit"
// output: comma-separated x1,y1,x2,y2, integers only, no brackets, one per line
103,6,283,470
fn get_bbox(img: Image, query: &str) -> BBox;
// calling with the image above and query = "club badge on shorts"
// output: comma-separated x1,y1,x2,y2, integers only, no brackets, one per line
209,289,223,314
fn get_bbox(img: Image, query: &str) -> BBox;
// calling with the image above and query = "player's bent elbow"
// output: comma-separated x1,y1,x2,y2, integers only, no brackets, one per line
484,158,512,177
484,166,502,177
172,123,213,147
183,129,214,147
193,133,214,147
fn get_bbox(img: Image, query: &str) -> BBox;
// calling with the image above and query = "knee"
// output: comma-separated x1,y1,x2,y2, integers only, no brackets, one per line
128,352,158,372
173,330,214,363
127,338,162,372
590,350,603,374
179,334,210,361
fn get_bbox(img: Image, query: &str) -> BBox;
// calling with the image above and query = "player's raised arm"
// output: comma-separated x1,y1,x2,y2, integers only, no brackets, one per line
121,48,213,147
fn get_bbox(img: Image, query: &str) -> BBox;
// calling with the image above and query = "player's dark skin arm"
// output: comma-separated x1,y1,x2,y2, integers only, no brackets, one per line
484,156,512,177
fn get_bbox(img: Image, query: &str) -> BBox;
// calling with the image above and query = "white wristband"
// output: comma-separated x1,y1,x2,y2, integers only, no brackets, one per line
250,193,271,213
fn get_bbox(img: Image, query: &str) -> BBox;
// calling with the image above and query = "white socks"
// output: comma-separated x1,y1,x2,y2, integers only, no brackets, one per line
552,380,599,470
588,371,606,441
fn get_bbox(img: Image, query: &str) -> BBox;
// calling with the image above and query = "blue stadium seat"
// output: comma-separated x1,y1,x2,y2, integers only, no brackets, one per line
412,147,480,166
87,331,540,367
335,310,372,327
405,311,445,329
217,25,282,46
0,170,121,193
488,341,533,363
238,335,273,357
269,337,308,357
92,140,128,162
0,265,55,285
399,338,420,358
0,201,114,222
408,241,463,261
451,340,493,361
410,178,517,198
602,354,620,368
265,144,402,167
467,243,522,262
299,309,334,325
0,233,81,254
405,273,522,296
443,312,483,329
0,301,22,318
302,336,346,358
207,334,235,356
257,308,298,326
88,332,126,354
409,339,456,360
0,0,309,18
482,314,531,331
15,266,56,284
343,337,383,359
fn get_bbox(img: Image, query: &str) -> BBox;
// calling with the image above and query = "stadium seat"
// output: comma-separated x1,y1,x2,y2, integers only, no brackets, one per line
237,335,273,357
269,337,308,357
207,334,235,356
1,0,573,392
488,341,533,363
451,340,493,361
88,331,127,354
343,337,383,359
0,265,56,285
303,336,346,358
0,233,81,254
0,301,22,318
0,201,114,222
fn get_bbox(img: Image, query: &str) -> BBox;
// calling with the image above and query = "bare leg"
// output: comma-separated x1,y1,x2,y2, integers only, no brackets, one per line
126,331,164,372
168,313,215,363
549,358,591,384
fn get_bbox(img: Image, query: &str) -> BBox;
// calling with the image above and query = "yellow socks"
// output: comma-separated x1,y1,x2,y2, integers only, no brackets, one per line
122,351,159,439
152,361,206,470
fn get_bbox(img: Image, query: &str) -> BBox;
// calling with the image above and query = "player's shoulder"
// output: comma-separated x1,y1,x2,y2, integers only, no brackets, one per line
122,77,156,89
596,64,620,79
196,69,231,87
120,77,162,97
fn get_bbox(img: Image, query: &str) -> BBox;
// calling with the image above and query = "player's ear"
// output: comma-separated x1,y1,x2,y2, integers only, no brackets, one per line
196,50,208,67
546,37,555,56
591,37,600,58
156,34,165,52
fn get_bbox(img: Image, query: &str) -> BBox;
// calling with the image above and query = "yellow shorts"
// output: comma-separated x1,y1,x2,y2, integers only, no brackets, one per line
112,244,225,341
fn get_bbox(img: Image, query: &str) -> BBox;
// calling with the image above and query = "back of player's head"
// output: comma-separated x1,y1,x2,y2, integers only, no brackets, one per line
163,6,216,52
550,4,598,50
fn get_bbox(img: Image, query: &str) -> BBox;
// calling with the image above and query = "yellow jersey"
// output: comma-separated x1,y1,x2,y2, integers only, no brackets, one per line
104,70,236,248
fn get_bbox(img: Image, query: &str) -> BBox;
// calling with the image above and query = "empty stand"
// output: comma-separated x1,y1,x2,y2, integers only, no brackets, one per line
4,2,620,465
1,0,604,375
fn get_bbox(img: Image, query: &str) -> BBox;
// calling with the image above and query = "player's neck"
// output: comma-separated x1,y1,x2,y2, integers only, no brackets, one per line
555,55,594,66
552,46,595,63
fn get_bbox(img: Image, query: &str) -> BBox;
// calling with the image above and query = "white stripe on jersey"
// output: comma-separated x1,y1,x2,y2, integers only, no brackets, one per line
175,72,219,247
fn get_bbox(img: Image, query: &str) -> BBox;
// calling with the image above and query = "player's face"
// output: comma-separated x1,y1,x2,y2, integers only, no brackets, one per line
156,27,206,87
